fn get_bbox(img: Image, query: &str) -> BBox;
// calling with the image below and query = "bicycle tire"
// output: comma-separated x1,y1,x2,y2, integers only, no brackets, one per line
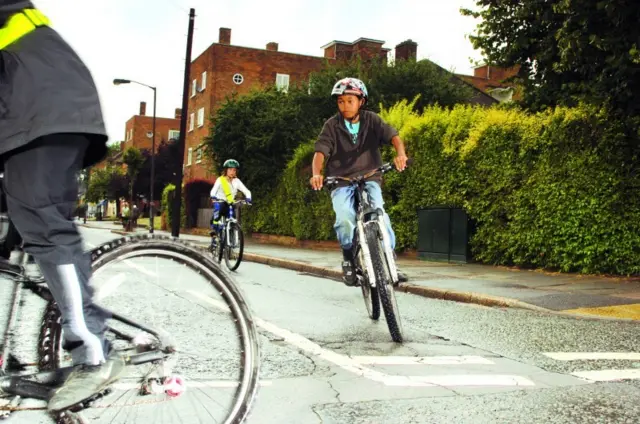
365,225,403,343
224,222,244,271
37,234,260,424
356,251,380,320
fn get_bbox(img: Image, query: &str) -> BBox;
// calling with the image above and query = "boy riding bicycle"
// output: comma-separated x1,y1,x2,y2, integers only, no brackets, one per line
309,77,409,286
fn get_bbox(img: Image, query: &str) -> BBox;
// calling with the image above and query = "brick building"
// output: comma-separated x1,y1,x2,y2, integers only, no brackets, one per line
122,101,182,152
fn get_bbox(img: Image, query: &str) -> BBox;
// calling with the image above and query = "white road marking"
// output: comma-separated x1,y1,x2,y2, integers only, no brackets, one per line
385,375,536,387
187,290,536,388
543,352,640,361
95,273,126,301
352,355,495,365
86,240,157,277
572,369,640,382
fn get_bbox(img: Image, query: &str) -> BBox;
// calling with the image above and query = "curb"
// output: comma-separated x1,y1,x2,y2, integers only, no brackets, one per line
97,229,639,322
240,252,638,322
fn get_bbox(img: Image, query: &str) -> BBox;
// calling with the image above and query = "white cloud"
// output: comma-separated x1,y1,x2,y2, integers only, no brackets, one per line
34,0,484,144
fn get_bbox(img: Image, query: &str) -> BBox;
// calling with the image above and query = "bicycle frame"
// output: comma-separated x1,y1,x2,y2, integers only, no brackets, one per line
326,162,402,288
212,200,245,246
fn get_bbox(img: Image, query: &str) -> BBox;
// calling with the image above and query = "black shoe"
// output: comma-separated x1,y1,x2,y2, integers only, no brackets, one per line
47,351,125,413
341,261,358,287
395,269,408,285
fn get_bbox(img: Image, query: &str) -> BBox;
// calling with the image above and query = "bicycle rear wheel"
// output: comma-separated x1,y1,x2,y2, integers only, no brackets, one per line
224,222,244,272
38,234,260,424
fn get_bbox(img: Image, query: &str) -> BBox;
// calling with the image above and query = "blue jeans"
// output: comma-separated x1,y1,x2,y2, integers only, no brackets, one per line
331,181,395,251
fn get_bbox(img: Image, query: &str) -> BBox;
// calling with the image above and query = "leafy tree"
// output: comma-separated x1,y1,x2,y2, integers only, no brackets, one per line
461,1,640,116
133,139,182,202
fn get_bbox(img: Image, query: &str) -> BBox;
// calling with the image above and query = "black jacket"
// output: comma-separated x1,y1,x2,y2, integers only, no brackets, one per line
314,110,399,187
0,1,107,167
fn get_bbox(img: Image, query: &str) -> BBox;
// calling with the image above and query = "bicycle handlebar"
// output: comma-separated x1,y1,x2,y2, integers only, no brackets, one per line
322,158,413,188
211,199,251,205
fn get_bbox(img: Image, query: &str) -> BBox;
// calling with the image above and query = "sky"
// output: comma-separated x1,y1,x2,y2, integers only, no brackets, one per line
34,0,485,144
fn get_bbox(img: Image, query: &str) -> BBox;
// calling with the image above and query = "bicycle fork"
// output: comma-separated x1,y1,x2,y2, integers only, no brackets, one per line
356,220,377,288
377,211,398,283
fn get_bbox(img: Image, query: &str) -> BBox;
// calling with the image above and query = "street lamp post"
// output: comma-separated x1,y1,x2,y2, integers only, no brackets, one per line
113,78,157,234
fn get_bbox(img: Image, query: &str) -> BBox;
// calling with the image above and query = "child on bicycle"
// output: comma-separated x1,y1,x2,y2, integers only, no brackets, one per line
309,77,409,286
210,159,252,245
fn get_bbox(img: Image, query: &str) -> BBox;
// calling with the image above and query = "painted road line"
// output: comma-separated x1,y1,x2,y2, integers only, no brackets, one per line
543,352,640,361
188,290,536,388
352,356,495,365
95,273,127,301
384,375,535,387
572,369,640,382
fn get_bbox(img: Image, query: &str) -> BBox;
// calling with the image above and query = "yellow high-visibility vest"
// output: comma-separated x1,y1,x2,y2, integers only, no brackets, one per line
0,9,50,50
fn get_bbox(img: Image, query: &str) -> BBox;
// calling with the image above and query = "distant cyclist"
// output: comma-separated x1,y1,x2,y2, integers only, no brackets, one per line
210,159,252,244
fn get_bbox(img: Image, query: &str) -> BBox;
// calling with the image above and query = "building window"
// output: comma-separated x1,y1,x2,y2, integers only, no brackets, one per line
201,71,207,90
189,113,195,131
196,147,203,163
187,147,193,166
233,73,244,85
191,79,197,97
197,107,205,127
168,130,180,140
276,73,290,92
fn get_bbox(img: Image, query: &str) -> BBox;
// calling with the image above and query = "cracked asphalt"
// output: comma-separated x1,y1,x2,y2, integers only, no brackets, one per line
1,228,639,423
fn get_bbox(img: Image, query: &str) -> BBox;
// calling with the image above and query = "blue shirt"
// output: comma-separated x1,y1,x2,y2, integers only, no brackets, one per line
345,120,360,144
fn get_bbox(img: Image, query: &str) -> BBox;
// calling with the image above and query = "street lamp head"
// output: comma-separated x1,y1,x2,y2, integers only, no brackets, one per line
113,78,131,85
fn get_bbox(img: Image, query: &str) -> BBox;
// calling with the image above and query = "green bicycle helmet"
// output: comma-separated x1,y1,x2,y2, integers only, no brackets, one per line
223,159,240,168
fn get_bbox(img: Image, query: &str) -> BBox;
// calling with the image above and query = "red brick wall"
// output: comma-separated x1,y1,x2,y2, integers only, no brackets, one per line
122,116,181,152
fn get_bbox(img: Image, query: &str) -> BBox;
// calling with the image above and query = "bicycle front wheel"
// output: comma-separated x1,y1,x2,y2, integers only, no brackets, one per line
38,234,260,424
365,225,403,343
224,222,244,272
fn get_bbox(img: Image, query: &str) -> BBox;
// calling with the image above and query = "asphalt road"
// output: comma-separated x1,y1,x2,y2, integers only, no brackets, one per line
1,227,638,423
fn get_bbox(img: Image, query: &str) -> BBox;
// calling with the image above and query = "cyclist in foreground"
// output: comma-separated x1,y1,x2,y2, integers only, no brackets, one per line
309,77,409,286
0,1,123,412
210,159,252,247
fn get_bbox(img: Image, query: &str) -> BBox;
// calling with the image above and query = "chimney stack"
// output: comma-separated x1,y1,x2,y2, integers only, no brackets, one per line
219,27,231,45
266,42,279,52
395,39,418,61
175,108,182,119
139,101,146,116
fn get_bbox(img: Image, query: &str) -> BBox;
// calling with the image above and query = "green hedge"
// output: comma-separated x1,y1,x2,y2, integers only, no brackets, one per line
249,100,639,275
161,184,186,229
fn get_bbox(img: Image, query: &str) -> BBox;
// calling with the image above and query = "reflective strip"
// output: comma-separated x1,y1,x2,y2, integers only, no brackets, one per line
220,177,234,202
0,9,50,50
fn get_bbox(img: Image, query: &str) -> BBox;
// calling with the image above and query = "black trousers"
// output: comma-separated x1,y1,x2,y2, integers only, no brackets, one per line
2,133,109,366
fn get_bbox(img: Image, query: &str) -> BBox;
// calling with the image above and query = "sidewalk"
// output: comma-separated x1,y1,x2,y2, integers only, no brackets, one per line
80,220,640,321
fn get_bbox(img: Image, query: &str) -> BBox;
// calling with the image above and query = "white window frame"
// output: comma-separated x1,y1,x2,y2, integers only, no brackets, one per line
189,113,195,132
191,79,197,97
276,73,290,92
187,147,193,166
168,130,180,140
197,107,205,127
201,71,207,91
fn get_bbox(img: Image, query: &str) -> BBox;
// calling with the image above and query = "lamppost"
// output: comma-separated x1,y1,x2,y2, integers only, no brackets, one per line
113,78,156,233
